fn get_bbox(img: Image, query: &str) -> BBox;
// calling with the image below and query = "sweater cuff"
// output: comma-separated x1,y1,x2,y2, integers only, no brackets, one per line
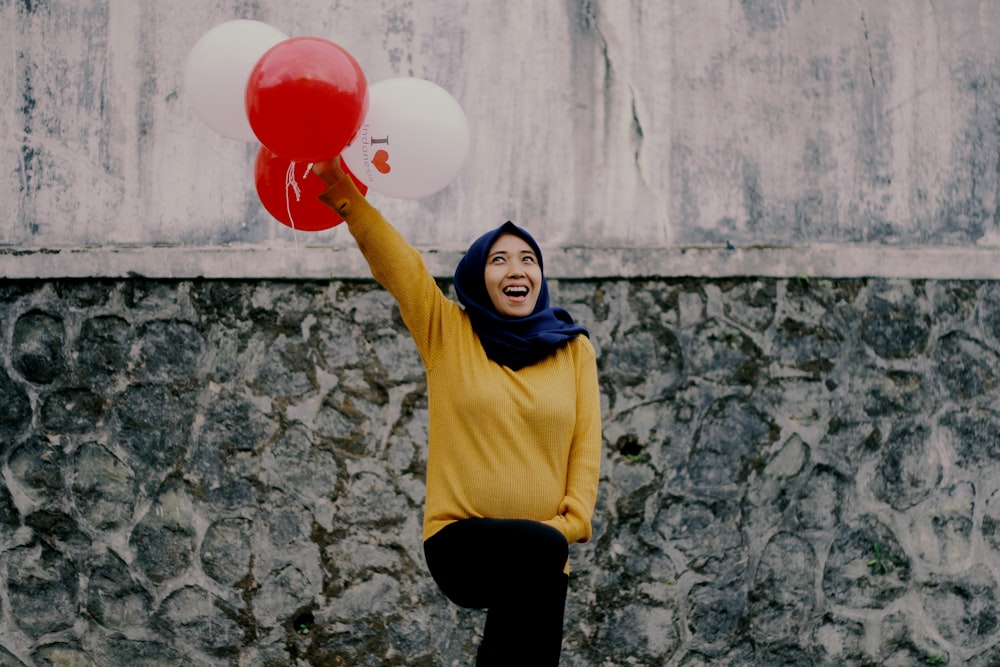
317,176,365,220
542,503,592,545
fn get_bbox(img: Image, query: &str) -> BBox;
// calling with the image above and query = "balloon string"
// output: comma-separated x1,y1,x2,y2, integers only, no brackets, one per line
284,161,307,248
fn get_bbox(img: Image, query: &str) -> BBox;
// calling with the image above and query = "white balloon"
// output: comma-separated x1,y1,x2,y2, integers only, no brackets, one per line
341,77,470,199
184,20,288,141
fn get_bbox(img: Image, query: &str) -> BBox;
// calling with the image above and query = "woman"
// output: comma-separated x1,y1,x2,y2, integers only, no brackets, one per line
312,158,602,665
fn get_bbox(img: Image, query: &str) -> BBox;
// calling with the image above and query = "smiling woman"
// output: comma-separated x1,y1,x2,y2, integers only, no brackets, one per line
483,233,541,317
311,158,602,666
453,220,588,370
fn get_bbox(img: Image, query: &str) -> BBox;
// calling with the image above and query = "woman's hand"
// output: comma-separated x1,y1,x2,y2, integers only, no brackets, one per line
313,156,358,219
312,156,347,187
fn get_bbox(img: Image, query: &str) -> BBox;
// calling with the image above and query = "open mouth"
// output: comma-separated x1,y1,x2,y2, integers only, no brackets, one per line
503,286,529,299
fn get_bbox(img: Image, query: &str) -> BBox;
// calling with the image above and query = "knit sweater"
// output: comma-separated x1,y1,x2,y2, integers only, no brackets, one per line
320,177,603,546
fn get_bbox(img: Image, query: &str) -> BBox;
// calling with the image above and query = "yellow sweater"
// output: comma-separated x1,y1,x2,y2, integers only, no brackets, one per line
321,179,603,546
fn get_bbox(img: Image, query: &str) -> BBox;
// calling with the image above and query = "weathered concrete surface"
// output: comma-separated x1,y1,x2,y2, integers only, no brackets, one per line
5,243,1000,281
2,276,1000,665
4,1,1000,256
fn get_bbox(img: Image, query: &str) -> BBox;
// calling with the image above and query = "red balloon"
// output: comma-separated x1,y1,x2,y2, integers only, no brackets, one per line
246,37,368,162
254,146,368,232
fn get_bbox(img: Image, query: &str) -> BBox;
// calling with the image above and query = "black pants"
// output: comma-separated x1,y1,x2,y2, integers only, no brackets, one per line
423,518,570,666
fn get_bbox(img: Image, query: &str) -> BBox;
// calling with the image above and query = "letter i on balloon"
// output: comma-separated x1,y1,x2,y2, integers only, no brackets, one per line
370,137,392,177
341,77,470,200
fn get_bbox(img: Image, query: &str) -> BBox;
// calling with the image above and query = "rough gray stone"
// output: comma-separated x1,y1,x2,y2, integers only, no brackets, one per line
920,566,1000,649
75,315,132,386
871,420,942,510
130,483,197,584
0,647,27,667
822,515,910,610
134,319,204,385
70,441,135,530
749,532,817,644
39,388,107,435
112,384,195,475
8,436,64,504
31,643,96,667
6,542,78,638
152,586,244,657
0,367,32,444
200,517,253,586
11,311,66,385
861,293,931,359
85,551,152,632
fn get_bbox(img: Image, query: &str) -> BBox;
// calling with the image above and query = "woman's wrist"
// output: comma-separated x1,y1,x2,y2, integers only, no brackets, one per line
317,179,357,219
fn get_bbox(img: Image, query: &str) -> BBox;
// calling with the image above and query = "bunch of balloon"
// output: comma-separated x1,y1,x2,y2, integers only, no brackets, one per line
341,77,471,200
184,20,370,231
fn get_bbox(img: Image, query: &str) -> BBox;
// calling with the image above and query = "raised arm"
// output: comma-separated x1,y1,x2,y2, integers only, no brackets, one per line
312,158,454,368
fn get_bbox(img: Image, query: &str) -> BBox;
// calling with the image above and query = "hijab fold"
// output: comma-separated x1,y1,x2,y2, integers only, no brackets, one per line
453,221,588,370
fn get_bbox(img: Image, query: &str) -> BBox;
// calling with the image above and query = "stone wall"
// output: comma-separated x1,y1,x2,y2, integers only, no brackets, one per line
1,275,999,665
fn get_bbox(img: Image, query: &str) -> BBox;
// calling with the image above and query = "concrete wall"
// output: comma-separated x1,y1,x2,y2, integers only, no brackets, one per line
3,1,1000,277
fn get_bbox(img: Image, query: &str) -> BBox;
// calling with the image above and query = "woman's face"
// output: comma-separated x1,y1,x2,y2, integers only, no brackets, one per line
484,233,542,317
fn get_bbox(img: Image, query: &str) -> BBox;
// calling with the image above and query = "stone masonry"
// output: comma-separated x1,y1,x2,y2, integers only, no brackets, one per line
1,276,999,666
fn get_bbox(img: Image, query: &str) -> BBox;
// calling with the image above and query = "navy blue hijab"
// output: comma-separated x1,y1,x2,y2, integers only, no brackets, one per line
453,221,588,370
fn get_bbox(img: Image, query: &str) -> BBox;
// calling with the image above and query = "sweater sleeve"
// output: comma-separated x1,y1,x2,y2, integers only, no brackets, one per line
318,175,452,369
542,337,603,544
